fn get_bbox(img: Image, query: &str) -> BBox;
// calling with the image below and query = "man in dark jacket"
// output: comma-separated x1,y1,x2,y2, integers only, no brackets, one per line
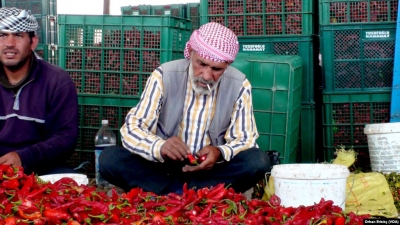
0,7,78,175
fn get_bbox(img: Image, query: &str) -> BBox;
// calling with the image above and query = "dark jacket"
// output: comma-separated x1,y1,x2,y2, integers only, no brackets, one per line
0,56,78,174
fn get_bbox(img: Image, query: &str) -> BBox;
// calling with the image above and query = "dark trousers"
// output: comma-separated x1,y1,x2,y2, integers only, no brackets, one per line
99,146,271,195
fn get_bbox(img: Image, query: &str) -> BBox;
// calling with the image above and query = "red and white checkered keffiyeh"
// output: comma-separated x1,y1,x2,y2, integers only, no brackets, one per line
184,22,239,63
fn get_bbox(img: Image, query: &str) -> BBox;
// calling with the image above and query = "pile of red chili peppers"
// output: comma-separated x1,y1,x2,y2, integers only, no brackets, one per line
0,164,370,225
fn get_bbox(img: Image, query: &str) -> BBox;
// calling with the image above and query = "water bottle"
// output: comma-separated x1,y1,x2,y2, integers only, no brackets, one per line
94,120,116,188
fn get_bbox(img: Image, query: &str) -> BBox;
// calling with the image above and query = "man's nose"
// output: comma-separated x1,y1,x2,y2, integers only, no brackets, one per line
5,36,15,47
203,66,214,81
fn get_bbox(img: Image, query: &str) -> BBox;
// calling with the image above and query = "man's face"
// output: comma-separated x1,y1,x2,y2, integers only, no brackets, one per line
189,51,229,95
0,31,38,69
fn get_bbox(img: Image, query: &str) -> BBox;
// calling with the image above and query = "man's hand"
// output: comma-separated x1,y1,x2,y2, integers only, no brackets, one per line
182,145,221,172
0,152,22,166
161,136,191,161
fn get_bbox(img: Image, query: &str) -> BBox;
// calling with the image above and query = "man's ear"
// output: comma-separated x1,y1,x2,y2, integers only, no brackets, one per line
30,35,39,51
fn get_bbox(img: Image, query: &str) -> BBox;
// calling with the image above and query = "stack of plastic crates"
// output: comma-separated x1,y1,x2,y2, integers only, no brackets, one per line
187,3,201,31
200,0,319,163
2,0,58,65
152,4,186,18
57,15,192,176
121,5,152,15
232,53,303,163
319,0,397,169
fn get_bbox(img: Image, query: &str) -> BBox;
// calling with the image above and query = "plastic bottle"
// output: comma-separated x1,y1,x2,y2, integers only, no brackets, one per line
94,120,116,188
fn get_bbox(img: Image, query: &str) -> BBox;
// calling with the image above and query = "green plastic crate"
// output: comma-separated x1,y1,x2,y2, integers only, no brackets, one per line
322,92,391,167
121,5,152,15
2,0,57,16
200,0,315,36
57,15,191,97
319,0,398,25
320,24,395,93
121,6,133,15
187,3,200,30
238,35,318,103
300,102,317,163
152,4,186,17
231,53,303,164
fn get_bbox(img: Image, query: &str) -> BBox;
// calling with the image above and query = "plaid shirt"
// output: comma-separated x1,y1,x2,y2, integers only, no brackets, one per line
121,67,258,162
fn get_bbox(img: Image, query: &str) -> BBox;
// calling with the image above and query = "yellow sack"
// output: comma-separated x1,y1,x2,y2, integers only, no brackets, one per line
263,172,398,218
345,172,398,218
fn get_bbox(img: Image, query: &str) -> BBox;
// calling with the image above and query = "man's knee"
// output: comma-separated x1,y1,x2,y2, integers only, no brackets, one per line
99,146,123,169
238,148,271,173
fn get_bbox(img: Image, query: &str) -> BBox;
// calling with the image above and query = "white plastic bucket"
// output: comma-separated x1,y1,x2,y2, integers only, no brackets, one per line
271,164,350,209
364,122,400,173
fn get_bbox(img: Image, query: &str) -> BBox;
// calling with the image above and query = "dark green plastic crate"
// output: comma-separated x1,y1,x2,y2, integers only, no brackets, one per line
319,0,398,25
187,3,200,30
300,102,317,163
121,6,134,15
68,96,139,176
320,24,395,93
200,0,315,36
152,4,186,17
121,5,152,15
232,53,303,164
238,35,318,102
57,15,191,97
322,92,391,167
2,0,57,16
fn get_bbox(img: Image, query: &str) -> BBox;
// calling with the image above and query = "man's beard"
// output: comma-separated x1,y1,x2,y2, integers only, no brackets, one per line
188,63,220,95
2,51,30,71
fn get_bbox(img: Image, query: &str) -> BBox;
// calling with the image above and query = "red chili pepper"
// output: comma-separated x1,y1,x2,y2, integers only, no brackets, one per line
105,213,120,223
2,179,19,190
43,209,71,221
196,203,213,219
335,216,346,225
16,198,40,214
205,183,225,199
121,188,140,204
18,209,42,220
162,204,184,217
210,188,227,201
32,218,47,225
4,203,15,215
198,154,207,163
52,177,78,187
26,186,48,199
77,199,109,215
77,212,91,225
268,194,281,207
66,221,81,225
187,154,197,165
18,175,34,197
0,164,11,172
2,217,16,225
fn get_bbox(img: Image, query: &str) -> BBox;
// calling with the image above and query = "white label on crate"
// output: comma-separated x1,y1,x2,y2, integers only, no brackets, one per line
365,31,390,38
165,10,171,15
242,44,266,52
133,12,139,15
